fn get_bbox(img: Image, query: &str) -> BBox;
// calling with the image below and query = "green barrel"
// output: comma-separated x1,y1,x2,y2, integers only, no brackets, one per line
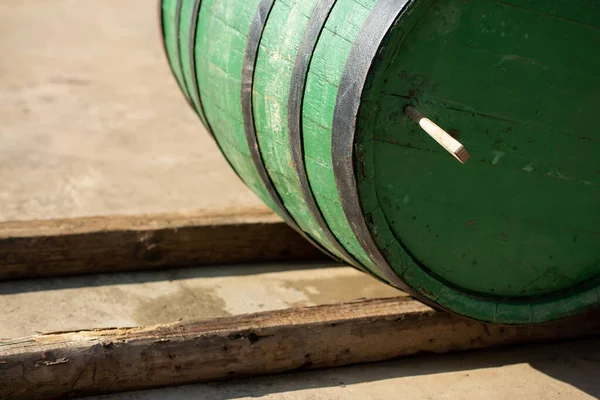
160,0,600,324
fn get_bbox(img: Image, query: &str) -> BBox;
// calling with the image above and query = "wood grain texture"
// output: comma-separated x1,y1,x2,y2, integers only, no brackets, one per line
254,0,339,259
2,296,599,399
303,0,383,275
194,0,280,213
355,0,600,323
252,0,381,279
0,206,327,281
252,0,322,243
240,0,338,260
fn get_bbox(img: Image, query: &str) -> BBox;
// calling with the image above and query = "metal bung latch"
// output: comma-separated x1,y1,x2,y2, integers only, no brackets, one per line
404,106,470,164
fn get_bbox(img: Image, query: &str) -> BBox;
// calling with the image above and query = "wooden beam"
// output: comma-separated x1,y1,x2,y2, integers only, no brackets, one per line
0,206,328,281
2,297,599,399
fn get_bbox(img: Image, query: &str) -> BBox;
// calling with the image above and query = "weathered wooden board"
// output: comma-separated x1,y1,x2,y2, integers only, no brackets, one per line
1,296,599,399
0,206,327,281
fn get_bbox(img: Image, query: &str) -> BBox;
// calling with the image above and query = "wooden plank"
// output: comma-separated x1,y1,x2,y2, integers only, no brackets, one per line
0,206,328,281
1,297,599,399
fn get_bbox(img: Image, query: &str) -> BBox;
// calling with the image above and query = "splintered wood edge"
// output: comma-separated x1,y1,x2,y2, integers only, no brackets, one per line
1,296,599,399
0,205,328,281
454,145,471,164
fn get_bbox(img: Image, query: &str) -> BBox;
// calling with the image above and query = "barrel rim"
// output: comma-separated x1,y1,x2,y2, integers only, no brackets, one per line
332,0,600,324
332,0,417,296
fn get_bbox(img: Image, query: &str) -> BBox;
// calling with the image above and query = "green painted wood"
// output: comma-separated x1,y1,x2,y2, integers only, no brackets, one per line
193,0,281,214
161,0,192,103
161,0,600,324
356,0,600,323
178,0,208,127
302,0,383,275
251,0,383,278
253,1,334,253
164,0,343,262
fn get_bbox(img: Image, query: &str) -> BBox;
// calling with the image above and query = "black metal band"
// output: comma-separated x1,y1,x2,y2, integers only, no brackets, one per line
331,0,419,293
242,0,339,260
287,0,379,275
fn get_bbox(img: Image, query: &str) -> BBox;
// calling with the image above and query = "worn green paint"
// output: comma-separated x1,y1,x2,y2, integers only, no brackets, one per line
193,0,280,214
161,0,191,102
253,1,337,254
162,0,600,324
252,0,382,277
357,0,600,323
303,0,381,275
178,0,208,127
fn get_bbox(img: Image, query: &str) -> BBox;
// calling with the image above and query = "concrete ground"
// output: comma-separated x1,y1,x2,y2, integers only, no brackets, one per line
0,1,599,399
0,263,401,338
0,0,261,222
1,264,599,400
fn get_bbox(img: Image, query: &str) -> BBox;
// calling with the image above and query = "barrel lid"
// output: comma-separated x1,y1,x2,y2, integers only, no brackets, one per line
350,0,600,323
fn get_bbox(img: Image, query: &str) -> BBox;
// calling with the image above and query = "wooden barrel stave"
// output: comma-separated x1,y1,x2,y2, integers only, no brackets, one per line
177,0,209,128
253,1,345,257
303,0,391,278
159,0,600,324
194,0,342,259
161,0,192,103
252,0,388,277
193,0,280,213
